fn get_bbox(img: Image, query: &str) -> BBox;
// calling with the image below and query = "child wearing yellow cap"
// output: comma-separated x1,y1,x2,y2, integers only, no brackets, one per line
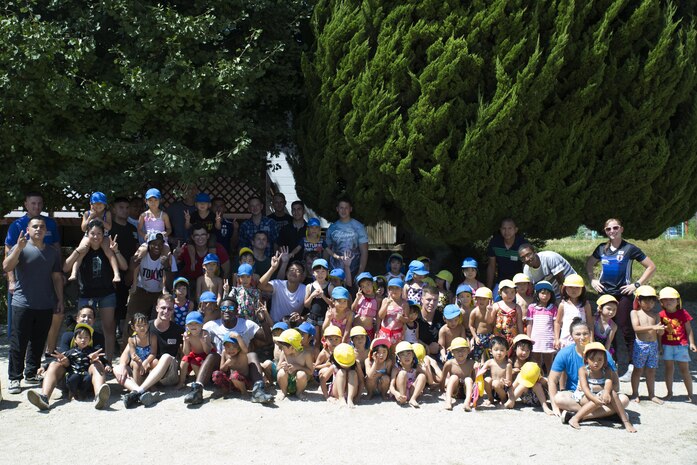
658,287,696,403
441,337,475,411
630,286,664,404
330,343,363,408
314,325,343,398
468,287,496,363
273,329,314,401
493,280,524,346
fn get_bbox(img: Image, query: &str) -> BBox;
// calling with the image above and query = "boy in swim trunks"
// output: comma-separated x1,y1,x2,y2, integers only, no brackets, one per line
212,333,250,396
468,287,497,363
274,329,314,400
630,286,665,404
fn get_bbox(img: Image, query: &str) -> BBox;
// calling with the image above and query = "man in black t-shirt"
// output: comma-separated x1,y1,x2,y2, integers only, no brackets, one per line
486,218,526,288
417,286,445,356
116,294,184,408
267,193,293,237
278,200,307,250
111,197,139,323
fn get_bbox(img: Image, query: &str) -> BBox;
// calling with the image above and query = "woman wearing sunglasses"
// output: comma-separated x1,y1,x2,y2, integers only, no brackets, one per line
585,218,656,382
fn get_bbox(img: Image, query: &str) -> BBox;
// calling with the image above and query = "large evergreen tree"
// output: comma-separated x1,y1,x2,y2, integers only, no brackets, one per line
0,0,310,212
295,0,697,241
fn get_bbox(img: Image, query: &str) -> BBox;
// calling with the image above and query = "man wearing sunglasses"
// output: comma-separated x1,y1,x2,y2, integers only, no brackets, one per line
182,297,273,404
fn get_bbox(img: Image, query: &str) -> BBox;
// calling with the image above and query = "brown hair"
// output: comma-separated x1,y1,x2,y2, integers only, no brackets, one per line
603,218,622,254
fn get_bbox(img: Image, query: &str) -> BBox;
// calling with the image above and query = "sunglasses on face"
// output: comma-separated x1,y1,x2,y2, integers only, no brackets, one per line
605,226,620,232
220,306,236,313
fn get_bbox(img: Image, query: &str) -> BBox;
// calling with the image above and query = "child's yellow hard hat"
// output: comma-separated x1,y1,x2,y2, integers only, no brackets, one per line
596,294,618,307
412,343,426,362
563,274,585,287
274,329,303,352
323,325,343,339
333,343,356,368
448,337,470,351
635,285,657,298
515,362,541,388
474,287,493,299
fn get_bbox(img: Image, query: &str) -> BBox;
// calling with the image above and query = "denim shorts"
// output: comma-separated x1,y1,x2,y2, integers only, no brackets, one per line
663,345,691,363
78,293,117,311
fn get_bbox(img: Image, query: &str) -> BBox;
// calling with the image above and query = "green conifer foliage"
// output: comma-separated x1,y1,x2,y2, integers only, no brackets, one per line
295,0,697,241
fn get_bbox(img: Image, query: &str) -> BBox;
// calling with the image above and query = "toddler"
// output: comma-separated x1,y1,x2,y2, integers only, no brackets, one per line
468,287,496,362
630,286,664,404
441,337,475,411
178,312,213,388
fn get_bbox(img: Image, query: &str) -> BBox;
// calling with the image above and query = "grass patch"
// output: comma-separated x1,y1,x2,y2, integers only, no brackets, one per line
545,238,697,300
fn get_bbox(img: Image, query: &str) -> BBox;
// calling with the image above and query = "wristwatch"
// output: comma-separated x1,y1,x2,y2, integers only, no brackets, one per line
634,281,641,288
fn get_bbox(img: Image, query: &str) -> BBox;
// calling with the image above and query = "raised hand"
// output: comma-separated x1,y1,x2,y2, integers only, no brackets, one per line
109,234,120,253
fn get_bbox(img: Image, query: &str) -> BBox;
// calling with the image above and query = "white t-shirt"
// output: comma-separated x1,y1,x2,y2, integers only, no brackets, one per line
136,253,178,293
269,279,306,323
523,251,576,298
204,318,260,353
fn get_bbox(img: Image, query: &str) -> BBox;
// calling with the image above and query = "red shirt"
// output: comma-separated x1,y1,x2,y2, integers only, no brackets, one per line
180,244,230,283
659,308,692,346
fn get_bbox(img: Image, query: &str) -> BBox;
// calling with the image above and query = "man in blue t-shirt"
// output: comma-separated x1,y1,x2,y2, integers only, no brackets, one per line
324,198,369,277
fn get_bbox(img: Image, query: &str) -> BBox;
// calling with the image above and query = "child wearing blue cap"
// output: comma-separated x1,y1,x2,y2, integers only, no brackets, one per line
378,278,409,347
304,258,334,340
352,272,379,339
173,277,194,327
196,253,223,305
228,263,268,328
135,187,172,262
69,191,121,282
456,284,475,338
290,217,325,261
459,257,485,294
404,260,429,304
439,304,468,363
322,286,354,343
213,333,251,397
177,311,214,389
297,321,319,360
385,253,405,281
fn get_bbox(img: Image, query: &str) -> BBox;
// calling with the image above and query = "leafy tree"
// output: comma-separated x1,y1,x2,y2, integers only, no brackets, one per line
0,0,310,212
295,0,697,242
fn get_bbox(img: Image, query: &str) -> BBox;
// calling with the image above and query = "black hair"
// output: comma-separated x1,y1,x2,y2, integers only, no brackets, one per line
112,196,129,204
86,219,105,232
78,305,96,317
534,287,556,307
25,191,44,200
518,242,535,253
584,346,607,363
490,336,508,351
253,230,269,239
247,195,263,205
291,200,305,209
569,317,590,335
562,284,588,306
510,340,533,364
28,215,46,224
288,260,306,273
396,349,418,369
336,196,352,207
190,223,207,233
272,192,286,200
130,313,148,328
73,326,91,339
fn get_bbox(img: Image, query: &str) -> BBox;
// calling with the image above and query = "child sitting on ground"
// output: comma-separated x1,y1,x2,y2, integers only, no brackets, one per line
503,334,552,414
349,326,370,370
69,192,120,282
329,343,363,408
127,313,158,385
568,342,636,432
314,325,343,398
365,338,393,400
478,336,512,406
178,312,213,388
413,342,442,387
212,333,250,397
297,321,319,360
441,337,475,411
630,285,665,404
274,329,314,401
469,287,496,362
658,287,697,403
196,253,223,305
390,341,427,408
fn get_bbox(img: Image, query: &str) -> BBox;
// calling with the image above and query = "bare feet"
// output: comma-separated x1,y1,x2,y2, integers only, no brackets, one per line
568,417,581,430
444,399,453,411
112,275,121,283
338,397,347,408
68,273,78,282
482,399,492,407
631,396,640,403
277,391,287,401
409,399,420,408
297,391,307,401
348,400,356,409
504,399,515,409
463,402,472,412
650,396,664,405
623,419,637,433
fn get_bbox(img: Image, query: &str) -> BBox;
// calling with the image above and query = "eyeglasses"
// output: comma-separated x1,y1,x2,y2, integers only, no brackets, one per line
605,226,620,232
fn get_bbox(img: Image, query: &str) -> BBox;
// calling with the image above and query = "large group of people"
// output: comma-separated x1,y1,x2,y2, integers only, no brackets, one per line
2,189,695,432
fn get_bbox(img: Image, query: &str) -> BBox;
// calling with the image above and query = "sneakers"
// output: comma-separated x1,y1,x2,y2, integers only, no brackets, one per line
619,364,634,383
24,374,42,385
122,391,141,409
560,410,574,424
8,380,21,394
184,383,203,405
94,384,111,410
250,380,274,404
27,390,50,411
139,391,155,407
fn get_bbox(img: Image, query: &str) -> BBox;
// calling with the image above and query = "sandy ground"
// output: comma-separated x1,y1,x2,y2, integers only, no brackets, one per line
1,308,697,465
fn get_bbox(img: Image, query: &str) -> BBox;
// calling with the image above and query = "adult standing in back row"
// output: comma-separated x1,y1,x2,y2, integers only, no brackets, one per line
486,218,526,289
324,197,369,277
585,218,656,382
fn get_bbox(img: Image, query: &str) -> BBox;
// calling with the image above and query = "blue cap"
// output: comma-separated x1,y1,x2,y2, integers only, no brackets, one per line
330,269,345,280
297,321,316,336
331,286,350,300
199,291,217,303
90,192,107,205
307,218,321,227
312,258,329,270
145,188,161,200
534,281,554,293
237,263,253,276
223,334,239,345
461,257,478,269
173,277,189,287
409,260,429,276
203,253,219,265
195,192,211,203
272,322,289,332
387,278,404,288
356,272,373,283
408,299,421,310
185,312,204,325
388,253,403,263
456,283,474,295
443,304,461,320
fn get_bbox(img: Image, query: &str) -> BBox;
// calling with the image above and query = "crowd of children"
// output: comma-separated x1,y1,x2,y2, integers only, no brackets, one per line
14,190,697,431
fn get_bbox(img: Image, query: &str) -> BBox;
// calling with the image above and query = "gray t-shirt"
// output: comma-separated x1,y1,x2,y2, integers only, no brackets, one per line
11,243,61,309
204,318,260,353
523,251,576,298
